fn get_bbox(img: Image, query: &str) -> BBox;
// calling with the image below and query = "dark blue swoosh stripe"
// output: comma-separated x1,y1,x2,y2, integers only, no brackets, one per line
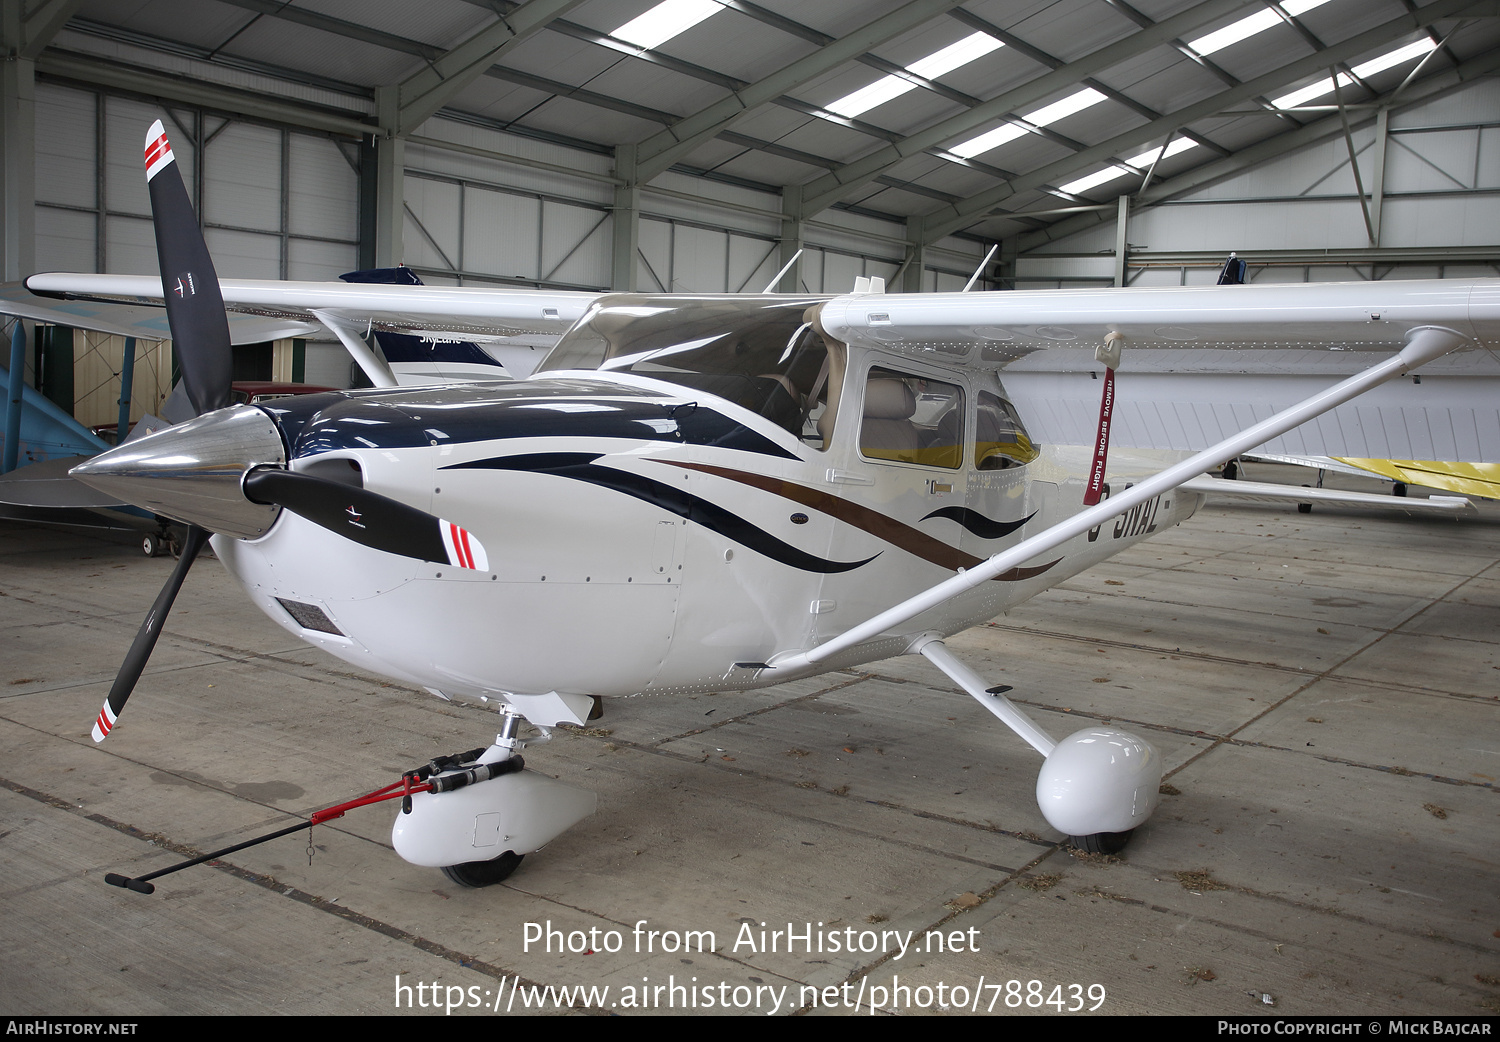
447,453,877,574
921,506,1034,540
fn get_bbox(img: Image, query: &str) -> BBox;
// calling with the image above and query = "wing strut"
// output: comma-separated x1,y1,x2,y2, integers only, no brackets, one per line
767,324,1470,676
915,638,1055,756
312,309,399,388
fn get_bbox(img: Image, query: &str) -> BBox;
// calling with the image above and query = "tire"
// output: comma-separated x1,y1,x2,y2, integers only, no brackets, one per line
142,534,161,557
1069,830,1133,855
441,851,524,888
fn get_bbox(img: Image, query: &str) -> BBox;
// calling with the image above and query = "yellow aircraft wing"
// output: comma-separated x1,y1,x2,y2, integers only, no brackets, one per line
1333,458,1500,499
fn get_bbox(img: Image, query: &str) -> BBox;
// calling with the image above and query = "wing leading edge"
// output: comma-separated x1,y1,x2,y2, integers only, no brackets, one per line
24,273,598,342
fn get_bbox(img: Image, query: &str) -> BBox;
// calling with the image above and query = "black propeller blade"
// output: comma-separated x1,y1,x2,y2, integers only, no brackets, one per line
91,121,235,743
244,467,489,571
92,526,209,742
145,119,233,417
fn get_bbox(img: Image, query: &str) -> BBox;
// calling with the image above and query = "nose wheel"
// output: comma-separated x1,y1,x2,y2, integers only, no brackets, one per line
441,851,525,888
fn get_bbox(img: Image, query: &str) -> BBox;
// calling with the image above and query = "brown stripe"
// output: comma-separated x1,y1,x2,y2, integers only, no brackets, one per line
656,459,1059,582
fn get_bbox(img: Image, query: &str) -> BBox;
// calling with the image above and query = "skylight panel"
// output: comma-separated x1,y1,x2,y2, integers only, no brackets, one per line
947,87,1107,160
1053,139,1200,198
908,32,1004,79
1270,37,1436,109
826,33,1003,119
947,122,1028,159
1350,38,1439,78
1187,0,1334,57
1056,165,1133,195
1122,138,1198,169
613,0,723,50
827,78,913,118
1025,87,1107,126
1188,8,1281,56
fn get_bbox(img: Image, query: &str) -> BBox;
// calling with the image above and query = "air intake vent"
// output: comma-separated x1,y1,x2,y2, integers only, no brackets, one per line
275,598,344,635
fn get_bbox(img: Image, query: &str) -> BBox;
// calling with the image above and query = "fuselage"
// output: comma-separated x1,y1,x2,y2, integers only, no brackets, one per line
211,293,1200,703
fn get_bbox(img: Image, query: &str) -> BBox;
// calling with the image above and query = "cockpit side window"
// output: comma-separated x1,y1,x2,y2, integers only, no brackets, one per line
975,390,1039,470
859,367,964,470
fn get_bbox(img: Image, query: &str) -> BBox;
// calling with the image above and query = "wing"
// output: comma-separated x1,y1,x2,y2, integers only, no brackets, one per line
22,273,601,386
819,279,1500,463
1244,452,1500,499
0,281,318,345
24,273,597,343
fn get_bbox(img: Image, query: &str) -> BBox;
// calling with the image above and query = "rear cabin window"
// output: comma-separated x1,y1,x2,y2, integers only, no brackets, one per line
975,390,1038,469
859,367,964,470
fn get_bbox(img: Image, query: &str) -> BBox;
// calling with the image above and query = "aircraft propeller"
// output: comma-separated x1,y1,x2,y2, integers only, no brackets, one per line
243,466,488,570
85,120,488,741
89,122,231,742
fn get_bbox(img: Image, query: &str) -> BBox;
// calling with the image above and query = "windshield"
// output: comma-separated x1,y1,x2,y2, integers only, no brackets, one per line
539,294,832,438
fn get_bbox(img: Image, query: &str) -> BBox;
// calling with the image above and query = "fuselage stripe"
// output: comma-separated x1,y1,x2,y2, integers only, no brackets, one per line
447,453,876,574
658,459,1056,581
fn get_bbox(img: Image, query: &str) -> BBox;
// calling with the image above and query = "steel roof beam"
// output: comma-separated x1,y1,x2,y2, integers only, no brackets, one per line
632,0,965,183
36,50,375,136
915,0,1478,244
10,0,81,58
382,0,584,136
214,0,441,61
947,8,1231,159
796,0,1248,218
1009,43,1500,253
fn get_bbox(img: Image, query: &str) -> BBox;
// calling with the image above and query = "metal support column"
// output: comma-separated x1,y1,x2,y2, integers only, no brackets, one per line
4,320,26,473
776,183,805,293
114,335,137,444
1113,194,1129,287
1370,107,1389,247
610,143,639,292
901,214,926,293
0,52,36,283
373,85,405,268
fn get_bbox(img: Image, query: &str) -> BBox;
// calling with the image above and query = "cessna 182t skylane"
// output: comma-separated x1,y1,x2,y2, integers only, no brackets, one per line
24,122,1500,886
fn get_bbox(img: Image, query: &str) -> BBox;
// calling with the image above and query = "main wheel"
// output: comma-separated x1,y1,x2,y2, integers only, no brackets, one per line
441,851,524,888
142,533,161,558
1069,830,1133,855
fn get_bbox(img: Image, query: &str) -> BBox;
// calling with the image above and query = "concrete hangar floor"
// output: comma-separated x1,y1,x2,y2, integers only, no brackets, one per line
1,466,1496,1016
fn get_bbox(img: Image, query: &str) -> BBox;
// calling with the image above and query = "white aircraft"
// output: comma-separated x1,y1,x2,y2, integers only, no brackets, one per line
20,121,1500,887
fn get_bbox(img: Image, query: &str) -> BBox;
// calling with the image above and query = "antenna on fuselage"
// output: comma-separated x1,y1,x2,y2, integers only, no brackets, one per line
963,244,1000,292
762,249,803,294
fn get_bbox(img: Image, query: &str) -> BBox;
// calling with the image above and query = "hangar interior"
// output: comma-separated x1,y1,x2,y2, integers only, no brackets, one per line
2,0,1499,1018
